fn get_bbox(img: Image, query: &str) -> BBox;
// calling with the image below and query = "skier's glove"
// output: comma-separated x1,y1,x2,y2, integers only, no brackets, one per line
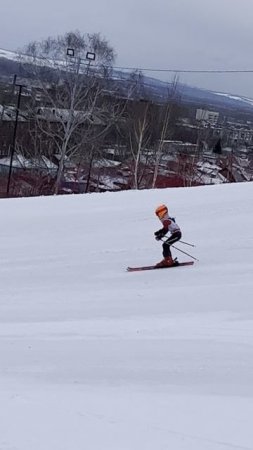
154,229,166,241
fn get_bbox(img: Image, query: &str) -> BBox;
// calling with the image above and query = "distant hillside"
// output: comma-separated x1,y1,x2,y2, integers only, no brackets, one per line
139,73,253,112
1,47,253,113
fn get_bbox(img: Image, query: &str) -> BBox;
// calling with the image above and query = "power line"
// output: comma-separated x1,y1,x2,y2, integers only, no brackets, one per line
18,48,253,75
112,65,253,74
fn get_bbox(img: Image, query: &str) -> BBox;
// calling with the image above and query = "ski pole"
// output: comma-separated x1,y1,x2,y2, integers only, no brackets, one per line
179,240,196,248
172,245,199,261
160,237,199,261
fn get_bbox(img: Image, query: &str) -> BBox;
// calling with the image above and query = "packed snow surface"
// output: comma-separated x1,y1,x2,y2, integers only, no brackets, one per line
1,182,253,450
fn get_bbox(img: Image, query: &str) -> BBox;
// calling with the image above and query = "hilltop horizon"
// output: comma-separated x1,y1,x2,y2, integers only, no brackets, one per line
1,0,253,97
1,45,253,113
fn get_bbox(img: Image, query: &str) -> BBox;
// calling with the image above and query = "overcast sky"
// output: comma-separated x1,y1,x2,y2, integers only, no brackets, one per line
1,0,253,97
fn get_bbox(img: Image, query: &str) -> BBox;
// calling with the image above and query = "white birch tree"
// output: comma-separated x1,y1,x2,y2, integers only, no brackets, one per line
21,31,116,194
151,76,180,188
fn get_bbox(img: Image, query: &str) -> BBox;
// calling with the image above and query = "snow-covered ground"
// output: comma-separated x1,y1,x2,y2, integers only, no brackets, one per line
1,182,253,450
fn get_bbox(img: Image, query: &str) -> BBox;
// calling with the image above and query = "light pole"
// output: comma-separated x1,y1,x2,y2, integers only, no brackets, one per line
66,48,96,74
6,76,26,196
85,51,96,74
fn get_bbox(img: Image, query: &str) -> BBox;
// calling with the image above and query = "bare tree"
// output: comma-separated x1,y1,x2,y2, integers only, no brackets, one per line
123,98,156,189
20,31,117,194
151,76,180,188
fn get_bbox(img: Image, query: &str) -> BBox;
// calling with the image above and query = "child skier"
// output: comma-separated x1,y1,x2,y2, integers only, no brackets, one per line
154,204,182,267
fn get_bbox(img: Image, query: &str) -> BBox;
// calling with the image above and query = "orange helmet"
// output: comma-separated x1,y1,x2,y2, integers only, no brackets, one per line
155,204,168,219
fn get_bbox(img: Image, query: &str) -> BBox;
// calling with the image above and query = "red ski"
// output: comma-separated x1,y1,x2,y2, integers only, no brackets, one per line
127,261,194,272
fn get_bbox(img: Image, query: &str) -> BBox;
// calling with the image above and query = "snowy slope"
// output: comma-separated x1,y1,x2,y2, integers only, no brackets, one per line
0,183,253,450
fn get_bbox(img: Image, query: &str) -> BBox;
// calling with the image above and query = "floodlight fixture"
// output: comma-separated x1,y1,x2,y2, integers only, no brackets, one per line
67,48,75,57
86,52,96,61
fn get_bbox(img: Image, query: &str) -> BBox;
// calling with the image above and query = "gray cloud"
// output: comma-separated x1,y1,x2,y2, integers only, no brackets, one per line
1,0,253,97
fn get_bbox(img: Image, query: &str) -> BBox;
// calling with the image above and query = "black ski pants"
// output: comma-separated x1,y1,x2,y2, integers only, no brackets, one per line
162,231,182,257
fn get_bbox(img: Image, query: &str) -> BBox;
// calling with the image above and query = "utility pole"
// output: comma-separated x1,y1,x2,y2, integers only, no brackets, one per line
6,76,26,196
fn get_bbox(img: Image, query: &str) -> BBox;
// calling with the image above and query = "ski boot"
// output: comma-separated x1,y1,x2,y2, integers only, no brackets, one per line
155,256,174,268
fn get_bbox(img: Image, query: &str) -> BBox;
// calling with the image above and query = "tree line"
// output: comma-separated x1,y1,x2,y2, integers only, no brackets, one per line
1,30,251,196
